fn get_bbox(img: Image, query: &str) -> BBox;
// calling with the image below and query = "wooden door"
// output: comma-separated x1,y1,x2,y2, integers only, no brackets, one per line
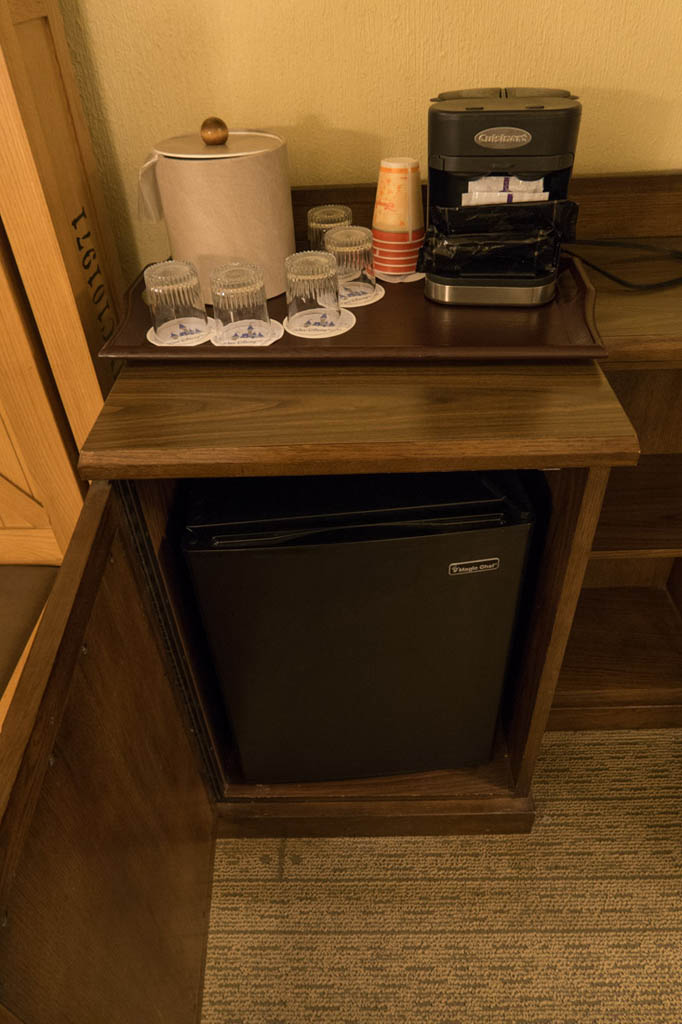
0,219,83,563
0,483,215,1024
0,0,123,441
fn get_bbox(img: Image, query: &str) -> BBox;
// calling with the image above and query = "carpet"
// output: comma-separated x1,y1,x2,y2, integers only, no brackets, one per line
202,730,682,1023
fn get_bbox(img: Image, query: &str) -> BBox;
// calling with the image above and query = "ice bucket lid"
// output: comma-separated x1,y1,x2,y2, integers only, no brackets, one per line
153,130,284,160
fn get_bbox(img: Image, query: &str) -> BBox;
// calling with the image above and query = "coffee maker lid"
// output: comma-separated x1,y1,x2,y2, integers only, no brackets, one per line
153,130,284,160
431,88,580,112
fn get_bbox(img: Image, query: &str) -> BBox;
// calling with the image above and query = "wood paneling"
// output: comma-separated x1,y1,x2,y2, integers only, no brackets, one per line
0,565,54,693
567,174,682,240
606,370,682,454
0,613,41,734
561,587,682,706
669,559,682,619
0,485,214,1024
506,467,610,792
583,556,675,589
592,455,682,557
0,410,30,495
0,1002,25,1024
548,581,679,733
79,362,638,480
0,484,110,825
0,477,49,530
0,529,61,565
550,587,682,731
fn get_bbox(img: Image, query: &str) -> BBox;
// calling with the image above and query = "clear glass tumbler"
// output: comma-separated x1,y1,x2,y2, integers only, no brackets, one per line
324,225,375,304
143,259,209,346
210,262,271,344
307,204,352,249
284,251,341,334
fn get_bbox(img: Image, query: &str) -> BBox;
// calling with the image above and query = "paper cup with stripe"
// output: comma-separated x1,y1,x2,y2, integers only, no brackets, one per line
372,161,423,273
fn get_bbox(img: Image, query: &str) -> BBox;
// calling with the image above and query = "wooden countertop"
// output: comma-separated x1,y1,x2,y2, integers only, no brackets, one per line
79,360,638,479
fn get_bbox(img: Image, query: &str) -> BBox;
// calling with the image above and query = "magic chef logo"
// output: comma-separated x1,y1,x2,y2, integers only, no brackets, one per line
474,127,532,149
448,558,500,576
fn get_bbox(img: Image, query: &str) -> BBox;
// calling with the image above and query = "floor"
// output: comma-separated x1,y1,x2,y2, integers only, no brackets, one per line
202,729,682,1024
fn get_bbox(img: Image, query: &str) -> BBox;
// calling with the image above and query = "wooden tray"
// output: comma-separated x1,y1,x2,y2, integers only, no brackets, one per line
100,255,606,363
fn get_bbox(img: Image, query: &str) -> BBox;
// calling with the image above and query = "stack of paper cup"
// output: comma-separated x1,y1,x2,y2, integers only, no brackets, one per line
371,157,425,274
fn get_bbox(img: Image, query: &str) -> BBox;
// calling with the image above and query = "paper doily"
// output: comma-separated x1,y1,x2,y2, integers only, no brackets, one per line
284,307,356,338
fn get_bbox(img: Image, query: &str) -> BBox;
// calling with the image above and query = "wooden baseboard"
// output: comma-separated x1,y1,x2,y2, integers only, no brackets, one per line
215,795,535,838
547,705,682,731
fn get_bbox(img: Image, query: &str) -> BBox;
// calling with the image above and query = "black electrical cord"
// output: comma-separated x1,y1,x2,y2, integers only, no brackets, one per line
562,238,682,291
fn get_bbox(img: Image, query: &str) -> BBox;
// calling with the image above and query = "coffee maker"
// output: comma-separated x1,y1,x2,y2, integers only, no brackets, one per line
421,88,581,306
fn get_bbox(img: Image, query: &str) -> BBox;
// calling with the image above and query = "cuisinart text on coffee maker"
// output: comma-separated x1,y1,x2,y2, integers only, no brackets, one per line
420,88,582,306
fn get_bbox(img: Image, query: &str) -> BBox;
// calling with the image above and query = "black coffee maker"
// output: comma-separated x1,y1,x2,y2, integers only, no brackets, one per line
420,88,582,306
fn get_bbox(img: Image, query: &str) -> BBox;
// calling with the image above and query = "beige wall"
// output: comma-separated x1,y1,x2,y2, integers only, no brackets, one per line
59,0,682,282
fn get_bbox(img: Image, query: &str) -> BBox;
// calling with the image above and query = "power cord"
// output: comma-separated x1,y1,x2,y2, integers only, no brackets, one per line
562,238,682,291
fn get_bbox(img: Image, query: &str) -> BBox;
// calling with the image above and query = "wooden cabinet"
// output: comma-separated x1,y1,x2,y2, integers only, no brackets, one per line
0,484,214,1024
0,0,123,562
550,242,682,730
70,357,637,838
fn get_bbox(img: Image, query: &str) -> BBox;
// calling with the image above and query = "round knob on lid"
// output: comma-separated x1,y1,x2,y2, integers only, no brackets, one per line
200,117,229,146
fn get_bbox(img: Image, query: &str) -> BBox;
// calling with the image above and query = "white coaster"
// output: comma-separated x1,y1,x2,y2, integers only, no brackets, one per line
283,307,356,339
146,316,216,347
375,271,425,284
211,319,284,347
339,282,385,308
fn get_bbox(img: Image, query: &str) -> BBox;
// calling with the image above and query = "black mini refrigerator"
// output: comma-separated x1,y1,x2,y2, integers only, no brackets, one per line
181,472,535,784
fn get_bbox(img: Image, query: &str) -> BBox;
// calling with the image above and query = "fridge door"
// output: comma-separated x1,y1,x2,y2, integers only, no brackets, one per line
185,518,532,783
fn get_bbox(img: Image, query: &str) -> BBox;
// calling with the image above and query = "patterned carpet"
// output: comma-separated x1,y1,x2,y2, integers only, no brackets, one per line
202,730,682,1023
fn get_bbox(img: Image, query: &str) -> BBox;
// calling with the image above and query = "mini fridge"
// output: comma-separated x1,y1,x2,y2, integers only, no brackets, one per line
181,472,535,784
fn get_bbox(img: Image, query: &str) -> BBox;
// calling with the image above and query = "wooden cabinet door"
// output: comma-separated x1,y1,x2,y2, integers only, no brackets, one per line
0,482,215,1024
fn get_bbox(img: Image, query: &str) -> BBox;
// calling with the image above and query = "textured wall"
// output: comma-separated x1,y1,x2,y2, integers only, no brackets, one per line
59,0,682,282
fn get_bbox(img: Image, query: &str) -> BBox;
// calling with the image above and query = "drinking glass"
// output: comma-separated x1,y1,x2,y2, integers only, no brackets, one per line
284,251,341,334
143,259,209,346
324,225,375,303
307,205,352,249
210,262,272,344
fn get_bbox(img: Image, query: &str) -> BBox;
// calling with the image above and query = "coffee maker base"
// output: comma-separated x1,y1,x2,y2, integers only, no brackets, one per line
425,275,556,307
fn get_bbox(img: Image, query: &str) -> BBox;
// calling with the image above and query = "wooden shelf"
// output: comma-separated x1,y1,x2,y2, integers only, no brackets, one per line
79,362,638,480
592,455,682,557
549,585,682,730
